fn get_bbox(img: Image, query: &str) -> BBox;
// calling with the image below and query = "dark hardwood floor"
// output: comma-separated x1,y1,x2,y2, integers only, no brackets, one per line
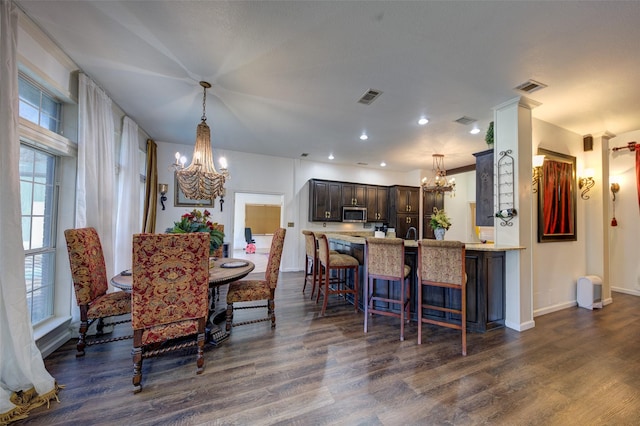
20,271,640,425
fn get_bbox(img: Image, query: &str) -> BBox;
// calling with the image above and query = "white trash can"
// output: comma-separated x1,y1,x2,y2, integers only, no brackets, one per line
577,275,603,310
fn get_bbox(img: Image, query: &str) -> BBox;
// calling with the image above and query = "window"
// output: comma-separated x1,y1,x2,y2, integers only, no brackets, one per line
19,75,62,134
20,145,58,325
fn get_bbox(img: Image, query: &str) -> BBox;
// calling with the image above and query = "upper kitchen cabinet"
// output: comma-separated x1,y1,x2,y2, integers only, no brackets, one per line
365,185,389,222
390,185,420,213
473,149,494,227
341,183,367,207
309,179,342,222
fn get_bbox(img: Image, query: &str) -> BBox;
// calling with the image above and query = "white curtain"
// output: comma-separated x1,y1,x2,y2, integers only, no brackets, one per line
76,73,117,280
0,1,58,422
114,116,141,274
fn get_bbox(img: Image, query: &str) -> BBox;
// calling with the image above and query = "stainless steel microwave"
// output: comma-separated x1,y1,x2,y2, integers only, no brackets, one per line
342,206,367,223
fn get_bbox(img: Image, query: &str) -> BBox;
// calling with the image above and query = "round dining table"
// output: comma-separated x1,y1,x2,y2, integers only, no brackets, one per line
111,257,256,344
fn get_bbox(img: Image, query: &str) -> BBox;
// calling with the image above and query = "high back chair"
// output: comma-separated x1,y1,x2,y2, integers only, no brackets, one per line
365,237,411,341
417,239,467,356
131,232,210,393
226,228,286,332
316,234,360,316
64,227,132,357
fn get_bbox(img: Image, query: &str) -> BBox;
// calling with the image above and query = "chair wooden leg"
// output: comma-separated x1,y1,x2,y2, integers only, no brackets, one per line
353,266,359,313
225,303,234,332
321,269,329,316
196,331,205,374
400,278,405,341
132,346,143,394
268,298,276,328
417,282,423,345
364,277,371,333
76,320,88,357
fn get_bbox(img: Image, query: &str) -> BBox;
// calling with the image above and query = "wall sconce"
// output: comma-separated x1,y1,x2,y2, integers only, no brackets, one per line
219,188,226,212
610,177,620,226
578,168,595,200
532,155,545,193
158,183,168,210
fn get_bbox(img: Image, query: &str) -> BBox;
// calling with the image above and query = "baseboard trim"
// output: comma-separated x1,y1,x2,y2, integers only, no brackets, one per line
505,319,535,332
534,300,577,318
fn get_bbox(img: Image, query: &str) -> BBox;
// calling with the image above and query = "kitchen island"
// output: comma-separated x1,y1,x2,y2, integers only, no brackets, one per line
320,233,524,332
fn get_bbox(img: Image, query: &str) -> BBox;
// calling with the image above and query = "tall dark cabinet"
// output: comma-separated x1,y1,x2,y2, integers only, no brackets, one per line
422,191,444,239
389,185,419,239
473,149,494,227
365,185,389,222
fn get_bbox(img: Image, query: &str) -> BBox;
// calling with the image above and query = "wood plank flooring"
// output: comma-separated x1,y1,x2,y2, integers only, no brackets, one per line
20,271,640,425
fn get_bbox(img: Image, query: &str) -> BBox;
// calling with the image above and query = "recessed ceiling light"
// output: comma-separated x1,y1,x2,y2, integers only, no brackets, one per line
328,154,334,160
360,133,368,141
418,117,429,125
380,162,386,167
469,128,480,135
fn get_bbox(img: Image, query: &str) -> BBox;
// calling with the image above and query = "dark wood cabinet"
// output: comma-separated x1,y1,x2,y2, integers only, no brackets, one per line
422,191,444,239
474,149,494,227
342,183,367,207
308,179,342,222
365,185,389,222
389,185,419,239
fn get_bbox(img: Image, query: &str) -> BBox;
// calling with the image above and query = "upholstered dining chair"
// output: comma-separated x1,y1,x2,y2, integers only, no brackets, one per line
364,237,411,341
316,234,360,316
131,232,210,393
64,227,132,357
302,230,338,299
226,228,286,333
417,239,467,356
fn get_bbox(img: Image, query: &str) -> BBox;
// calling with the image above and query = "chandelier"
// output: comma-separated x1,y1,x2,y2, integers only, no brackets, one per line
171,81,229,200
421,154,456,195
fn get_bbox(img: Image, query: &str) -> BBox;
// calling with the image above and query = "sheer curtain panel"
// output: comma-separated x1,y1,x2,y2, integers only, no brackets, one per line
0,1,59,423
115,116,141,274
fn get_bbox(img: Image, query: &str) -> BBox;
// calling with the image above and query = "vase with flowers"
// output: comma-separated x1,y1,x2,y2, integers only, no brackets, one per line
166,209,224,256
429,208,451,240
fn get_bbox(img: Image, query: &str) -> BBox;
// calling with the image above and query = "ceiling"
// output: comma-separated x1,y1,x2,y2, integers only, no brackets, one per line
15,1,640,172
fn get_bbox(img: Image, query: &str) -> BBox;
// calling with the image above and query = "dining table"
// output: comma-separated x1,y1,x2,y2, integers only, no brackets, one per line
111,257,256,344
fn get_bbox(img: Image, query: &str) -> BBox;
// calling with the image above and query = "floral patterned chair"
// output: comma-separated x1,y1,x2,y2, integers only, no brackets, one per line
302,230,338,299
417,239,467,356
225,228,286,332
364,237,411,341
131,232,210,393
64,227,132,357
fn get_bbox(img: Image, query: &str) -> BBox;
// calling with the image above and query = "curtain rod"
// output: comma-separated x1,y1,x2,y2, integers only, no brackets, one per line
612,141,637,152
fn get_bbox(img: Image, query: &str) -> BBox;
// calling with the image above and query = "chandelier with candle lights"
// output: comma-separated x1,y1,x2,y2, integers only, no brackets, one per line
421,154,456,195
171,81,229,200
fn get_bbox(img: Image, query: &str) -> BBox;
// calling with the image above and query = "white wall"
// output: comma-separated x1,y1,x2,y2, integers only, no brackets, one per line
531,119,588,315
608,130,640,296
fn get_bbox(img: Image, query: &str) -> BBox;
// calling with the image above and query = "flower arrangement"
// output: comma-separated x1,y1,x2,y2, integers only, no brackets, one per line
429,208,452,230
166,209,224,255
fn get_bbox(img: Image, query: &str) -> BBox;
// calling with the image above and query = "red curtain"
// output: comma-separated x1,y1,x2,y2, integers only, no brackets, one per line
543,161,573,235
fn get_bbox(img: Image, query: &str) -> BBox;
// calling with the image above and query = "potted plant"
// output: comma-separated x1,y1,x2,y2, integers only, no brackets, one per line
485,121,494,146
166,209,224,255
429,208,451,240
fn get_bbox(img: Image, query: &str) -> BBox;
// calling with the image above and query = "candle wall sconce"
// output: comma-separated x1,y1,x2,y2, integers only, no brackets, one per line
578,168,595,200
532,155,545,193
219,188,226,212
159,183,168,210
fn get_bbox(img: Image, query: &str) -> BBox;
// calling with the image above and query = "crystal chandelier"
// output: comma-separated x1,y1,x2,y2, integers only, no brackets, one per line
171,81,229,200
421,154,456,195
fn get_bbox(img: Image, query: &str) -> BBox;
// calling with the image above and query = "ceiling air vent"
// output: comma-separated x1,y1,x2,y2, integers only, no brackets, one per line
454,116,477,126
514,79,547,94
357,89,383,105
300,153,309,157
357,162,369,166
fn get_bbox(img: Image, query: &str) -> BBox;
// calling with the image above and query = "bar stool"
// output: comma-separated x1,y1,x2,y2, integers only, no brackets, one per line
417,239,467,356
302,230,338,299
316,234,360,316
364,237,411,341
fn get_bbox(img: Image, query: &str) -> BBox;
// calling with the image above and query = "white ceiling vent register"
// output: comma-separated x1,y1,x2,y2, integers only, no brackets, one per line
515,79,547,94
453,116,477,126
357,89,383,105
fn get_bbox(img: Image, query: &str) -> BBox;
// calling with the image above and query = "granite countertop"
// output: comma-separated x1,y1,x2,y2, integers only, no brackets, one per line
320,233,524,251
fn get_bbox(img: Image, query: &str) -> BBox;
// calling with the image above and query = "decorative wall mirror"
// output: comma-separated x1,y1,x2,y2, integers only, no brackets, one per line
537,148,577,242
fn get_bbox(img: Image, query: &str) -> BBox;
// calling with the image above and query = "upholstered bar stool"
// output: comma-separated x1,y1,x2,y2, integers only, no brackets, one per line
316,234,360,316
417,239,467,356
364,237,411,341
302,230,338,299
